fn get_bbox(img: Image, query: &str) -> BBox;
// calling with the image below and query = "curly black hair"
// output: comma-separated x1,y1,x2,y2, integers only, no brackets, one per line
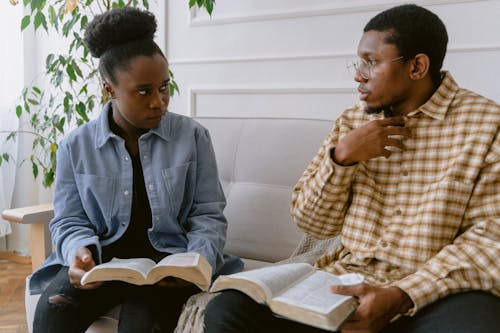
364,4,448,87
84,7,165,84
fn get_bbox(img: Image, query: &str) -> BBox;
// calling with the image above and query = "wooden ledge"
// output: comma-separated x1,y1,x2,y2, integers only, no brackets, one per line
2,203,54,271
1,203,54,224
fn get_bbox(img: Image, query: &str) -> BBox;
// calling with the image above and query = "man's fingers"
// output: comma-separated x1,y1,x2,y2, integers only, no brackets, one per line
385,138,405,150
380,116,405,127
385,126,412,138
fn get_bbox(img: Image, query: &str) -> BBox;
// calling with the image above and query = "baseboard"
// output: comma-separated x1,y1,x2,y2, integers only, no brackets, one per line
0,251,32,265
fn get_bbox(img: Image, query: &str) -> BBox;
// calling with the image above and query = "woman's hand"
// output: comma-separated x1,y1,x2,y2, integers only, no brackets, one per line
68,247,103,290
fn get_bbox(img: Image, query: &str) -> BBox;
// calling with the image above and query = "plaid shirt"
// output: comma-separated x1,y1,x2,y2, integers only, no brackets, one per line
291,72,500,314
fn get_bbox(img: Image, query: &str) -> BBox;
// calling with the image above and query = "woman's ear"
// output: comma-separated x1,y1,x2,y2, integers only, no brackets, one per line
103,81,116,99
409,53,430,80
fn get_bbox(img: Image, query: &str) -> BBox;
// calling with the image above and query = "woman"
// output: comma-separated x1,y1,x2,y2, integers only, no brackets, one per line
31,7,242,333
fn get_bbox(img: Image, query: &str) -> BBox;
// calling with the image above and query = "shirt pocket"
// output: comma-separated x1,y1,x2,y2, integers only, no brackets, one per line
74,173,117,223
162,162,195,213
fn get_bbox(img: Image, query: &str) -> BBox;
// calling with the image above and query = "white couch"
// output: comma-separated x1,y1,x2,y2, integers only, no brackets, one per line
2,116,333,333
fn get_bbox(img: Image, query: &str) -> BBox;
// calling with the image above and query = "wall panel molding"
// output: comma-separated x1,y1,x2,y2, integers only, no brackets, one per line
189,0,483,27
171,43,500,66
189,86,356,118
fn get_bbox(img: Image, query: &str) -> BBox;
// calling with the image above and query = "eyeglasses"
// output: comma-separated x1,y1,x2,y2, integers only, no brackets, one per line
347,56,405,80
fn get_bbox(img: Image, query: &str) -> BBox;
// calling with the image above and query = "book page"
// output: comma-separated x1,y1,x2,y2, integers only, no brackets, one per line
157,252,200,267
81,257,156,285
222,263,314,299
273,271,363,315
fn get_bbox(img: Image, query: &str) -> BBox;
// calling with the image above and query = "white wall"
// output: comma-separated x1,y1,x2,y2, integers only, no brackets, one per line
5,0,500,254
0,1,24,250
166,0,500,121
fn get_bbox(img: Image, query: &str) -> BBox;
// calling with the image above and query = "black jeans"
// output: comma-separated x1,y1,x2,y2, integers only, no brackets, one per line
33,267,199,333
204,290,500,333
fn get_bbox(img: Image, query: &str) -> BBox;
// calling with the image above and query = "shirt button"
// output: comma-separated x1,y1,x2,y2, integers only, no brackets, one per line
124,190,130,196
124,156,129,161
395,209,402,215
121,222,126,226
155,217,160,222
402,170,408,176
143,155,148,159
149,184,155,190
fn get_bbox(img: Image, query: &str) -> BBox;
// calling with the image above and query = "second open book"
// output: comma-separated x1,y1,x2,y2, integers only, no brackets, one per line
81,252,212,291
210,262,363,331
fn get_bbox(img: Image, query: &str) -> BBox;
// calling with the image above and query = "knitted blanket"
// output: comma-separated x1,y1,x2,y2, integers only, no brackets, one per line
174,234,341,333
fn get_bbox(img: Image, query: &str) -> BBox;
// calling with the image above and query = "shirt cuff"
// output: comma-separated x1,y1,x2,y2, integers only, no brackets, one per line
392,273,442,316
319,144,358,188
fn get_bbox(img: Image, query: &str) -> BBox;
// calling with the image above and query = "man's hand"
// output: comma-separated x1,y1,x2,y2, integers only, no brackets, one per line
330,283,413,333
333,116,411,165
68,247,102,290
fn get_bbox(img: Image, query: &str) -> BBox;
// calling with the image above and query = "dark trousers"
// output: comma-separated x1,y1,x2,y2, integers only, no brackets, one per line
33,267,199,333
204,290,500,333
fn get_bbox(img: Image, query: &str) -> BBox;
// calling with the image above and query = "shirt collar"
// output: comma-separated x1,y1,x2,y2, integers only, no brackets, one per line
409,71,459,120
95,102,172,149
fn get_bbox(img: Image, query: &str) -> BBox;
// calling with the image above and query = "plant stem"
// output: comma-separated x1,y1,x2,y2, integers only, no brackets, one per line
0,130,53,143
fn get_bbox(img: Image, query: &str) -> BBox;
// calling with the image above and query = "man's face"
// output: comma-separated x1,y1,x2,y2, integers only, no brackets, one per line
110,53,170,130
355,30,412,115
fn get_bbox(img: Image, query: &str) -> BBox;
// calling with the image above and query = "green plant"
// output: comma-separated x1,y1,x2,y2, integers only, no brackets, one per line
1,0,215,187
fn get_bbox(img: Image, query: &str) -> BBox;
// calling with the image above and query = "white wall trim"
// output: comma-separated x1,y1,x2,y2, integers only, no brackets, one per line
189,0,483,27
170,43,500,66
188,86,356,117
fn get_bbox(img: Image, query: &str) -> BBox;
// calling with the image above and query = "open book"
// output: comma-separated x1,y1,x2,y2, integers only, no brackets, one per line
81,252,212,291
210,263,363,331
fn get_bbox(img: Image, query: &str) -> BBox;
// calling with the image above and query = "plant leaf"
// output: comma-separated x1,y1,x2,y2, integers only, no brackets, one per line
66,64,77,81
32,161,39,178
6,132,16,141
16,105,22,118
21,15,31,31
205,0,214,15
75,102,89,121
71,60,83,78
43,169,55,187
34,11,46,31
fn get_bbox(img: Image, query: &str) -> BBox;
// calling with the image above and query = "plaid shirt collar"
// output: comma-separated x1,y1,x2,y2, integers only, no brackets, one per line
411,71,458,120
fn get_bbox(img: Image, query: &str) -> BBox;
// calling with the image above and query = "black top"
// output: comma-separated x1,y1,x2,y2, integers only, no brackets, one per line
101,111,165,263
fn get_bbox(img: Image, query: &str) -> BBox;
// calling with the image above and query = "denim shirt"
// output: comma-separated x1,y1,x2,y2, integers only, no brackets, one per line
29,102,242,294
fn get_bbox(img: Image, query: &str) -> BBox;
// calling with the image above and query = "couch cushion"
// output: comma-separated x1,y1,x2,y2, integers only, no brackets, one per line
196,117,333,262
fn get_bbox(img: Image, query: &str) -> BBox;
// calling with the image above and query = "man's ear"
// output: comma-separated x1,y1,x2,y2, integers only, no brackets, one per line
409,53,430,80
103,81,116,99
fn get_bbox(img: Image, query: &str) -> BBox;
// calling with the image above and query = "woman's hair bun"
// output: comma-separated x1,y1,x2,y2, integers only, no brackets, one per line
84,7,157,58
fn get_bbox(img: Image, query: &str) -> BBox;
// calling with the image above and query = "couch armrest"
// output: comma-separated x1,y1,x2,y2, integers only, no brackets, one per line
2,203,54,271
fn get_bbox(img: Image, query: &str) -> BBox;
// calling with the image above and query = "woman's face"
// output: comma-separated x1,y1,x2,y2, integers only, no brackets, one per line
107,53,170,132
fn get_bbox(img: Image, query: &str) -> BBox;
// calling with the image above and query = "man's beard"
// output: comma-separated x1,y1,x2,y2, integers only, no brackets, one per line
365,105,398,118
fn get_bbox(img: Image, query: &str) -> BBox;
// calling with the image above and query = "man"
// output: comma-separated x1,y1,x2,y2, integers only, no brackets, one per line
204,4,499,333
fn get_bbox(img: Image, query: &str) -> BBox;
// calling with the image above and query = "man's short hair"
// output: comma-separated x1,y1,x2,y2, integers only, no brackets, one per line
364,4,448,86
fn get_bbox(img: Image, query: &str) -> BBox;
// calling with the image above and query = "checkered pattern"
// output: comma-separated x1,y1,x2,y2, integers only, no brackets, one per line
291,72,500,314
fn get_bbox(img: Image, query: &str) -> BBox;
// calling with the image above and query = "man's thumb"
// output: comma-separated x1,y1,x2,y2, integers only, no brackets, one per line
330,284,360,296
